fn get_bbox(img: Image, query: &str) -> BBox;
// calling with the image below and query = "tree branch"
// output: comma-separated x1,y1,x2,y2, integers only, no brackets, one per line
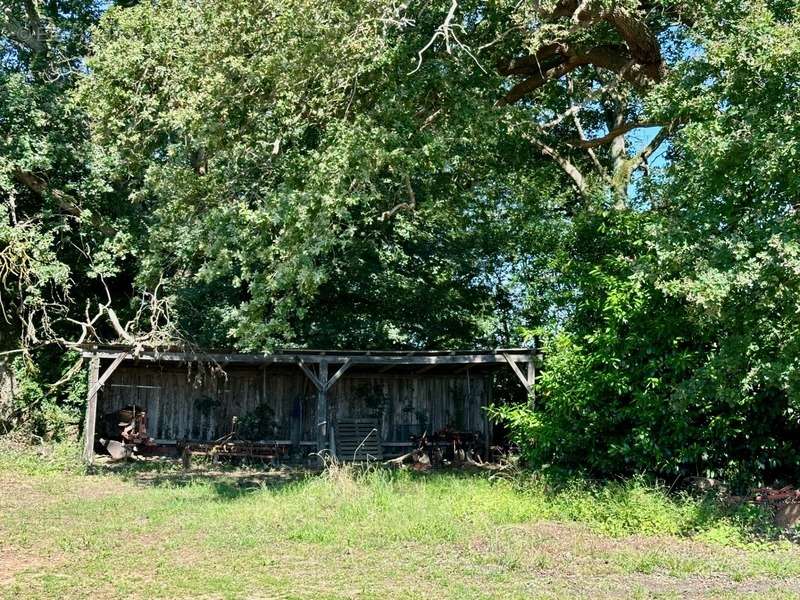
567,78,612,185
496,43,567,76
497,44,651,105
409,0,459,75
548,1,664,73
626,121,677,174
569,120,663,148
496,2,666,106
381,173,417,220
12,170,116,236
540,77,622,129
530,138,588,195
1,1,48,54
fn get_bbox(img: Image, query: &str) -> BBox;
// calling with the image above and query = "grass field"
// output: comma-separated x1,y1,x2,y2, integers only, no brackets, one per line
2,445,800,599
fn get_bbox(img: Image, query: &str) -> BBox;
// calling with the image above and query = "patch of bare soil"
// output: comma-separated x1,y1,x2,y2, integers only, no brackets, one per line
0,475,49,511
531,573,800,598
0,548,64,587
0,471,130,516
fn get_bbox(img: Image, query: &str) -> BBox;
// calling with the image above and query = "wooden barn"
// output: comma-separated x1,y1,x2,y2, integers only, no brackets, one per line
79,346,536,464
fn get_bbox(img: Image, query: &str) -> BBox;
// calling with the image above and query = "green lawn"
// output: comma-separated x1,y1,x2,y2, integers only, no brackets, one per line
1,448,800,599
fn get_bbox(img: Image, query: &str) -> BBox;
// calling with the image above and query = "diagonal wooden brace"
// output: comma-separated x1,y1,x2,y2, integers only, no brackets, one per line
502,352,532,393
87,351,128,401
324,358,352,392
296,357,323,390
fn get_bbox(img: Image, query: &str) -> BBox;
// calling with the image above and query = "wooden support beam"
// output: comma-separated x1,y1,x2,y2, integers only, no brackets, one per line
82,351,128,464
325,358,352,392
485,374,494,456
296,358,323,390
379,364,394,373
502,353,531,393
322,358,351,459
527,359,536,407
416,364,437,375
85,351,129,402
328,410,337,459
84,349,535,366
82,355,100,464
316,360,329,453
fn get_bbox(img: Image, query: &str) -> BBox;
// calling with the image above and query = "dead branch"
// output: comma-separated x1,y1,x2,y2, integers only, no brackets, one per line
409,0,460,74
477,24,524,53
409,0,487,75
384,448,426,466
420,108,442,131
105,307,137,345
45,356,84,391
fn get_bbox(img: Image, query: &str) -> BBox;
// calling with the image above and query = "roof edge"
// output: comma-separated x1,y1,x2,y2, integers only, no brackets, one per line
77,344,539,366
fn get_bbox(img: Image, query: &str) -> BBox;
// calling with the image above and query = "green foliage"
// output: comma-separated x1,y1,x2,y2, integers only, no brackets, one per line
78,0,562,350
0,436,82,475
0,448,783,548
520,475,778,544
2,451,795,596
238,403,280,440
0,2,132,353
6,350,86,440
496,2,800,484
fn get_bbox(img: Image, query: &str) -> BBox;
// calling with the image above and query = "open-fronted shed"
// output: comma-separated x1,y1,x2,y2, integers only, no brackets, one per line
79,346,538,464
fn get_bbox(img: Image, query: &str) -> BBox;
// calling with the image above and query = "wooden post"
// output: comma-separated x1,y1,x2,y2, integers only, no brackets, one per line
83,355,100,464
328,401,337,460
316,360,328,454
82,351,128,465
527,359,536,408
485,372,493,458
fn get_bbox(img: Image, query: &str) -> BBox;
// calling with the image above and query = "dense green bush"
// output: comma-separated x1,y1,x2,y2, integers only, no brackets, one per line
493,209,800,486
2,351,87,441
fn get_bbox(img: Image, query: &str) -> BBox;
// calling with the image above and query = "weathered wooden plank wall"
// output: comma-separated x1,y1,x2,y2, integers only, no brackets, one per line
331,373,489,443
101,365,491,443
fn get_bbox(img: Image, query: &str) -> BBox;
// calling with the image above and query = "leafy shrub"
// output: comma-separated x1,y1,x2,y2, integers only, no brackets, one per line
3,350,87,441
492,204,800,488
